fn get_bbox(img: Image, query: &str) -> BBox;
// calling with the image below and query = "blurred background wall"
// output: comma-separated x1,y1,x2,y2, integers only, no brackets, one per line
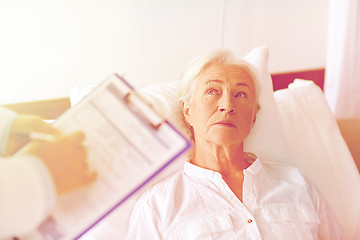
0,0,329,104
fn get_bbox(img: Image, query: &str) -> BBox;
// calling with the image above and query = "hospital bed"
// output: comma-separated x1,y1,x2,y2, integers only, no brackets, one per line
3,46,360,240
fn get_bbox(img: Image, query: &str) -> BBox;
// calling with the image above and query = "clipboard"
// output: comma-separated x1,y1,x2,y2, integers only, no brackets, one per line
23,74,191,240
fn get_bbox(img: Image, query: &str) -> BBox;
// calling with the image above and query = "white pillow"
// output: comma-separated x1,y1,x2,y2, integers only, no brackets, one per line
138,45,293,164
137,81,188,137
274,79,360,240
242,46,292,164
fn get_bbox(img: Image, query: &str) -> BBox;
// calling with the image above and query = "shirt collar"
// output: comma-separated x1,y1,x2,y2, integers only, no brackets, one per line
184,161,223,180
244,158,263,175
184,158,263,179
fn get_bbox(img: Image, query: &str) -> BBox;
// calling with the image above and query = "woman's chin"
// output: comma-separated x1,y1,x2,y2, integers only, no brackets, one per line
206,133,246,146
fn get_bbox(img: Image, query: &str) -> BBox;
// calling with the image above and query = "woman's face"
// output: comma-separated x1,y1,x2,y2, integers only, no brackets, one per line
182,63,258,146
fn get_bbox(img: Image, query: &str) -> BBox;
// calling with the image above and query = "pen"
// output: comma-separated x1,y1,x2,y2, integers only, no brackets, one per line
15,131,56,142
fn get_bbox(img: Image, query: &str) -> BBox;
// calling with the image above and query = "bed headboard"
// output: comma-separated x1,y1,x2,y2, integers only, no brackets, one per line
271,68,325,91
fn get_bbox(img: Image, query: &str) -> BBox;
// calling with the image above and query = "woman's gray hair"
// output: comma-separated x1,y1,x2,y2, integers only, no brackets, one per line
178,49,261,111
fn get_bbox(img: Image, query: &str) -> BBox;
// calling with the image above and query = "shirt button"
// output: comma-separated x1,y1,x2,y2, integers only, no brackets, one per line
247,219,253,223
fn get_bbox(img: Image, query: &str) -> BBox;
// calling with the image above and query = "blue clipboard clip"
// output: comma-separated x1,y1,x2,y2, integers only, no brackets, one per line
123,90,164,130
105,74,165,130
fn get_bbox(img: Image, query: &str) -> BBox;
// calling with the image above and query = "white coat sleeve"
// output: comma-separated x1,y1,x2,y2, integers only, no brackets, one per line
0,107,57,239
0,155,57,239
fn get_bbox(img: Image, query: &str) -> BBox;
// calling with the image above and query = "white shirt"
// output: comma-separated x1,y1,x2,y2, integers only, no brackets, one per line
126,159,348,240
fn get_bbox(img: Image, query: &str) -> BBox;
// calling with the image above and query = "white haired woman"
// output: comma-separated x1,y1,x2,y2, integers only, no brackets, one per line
126,50,347,239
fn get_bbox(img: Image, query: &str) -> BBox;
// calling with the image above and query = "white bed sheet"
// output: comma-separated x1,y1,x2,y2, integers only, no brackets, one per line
274,79,360,240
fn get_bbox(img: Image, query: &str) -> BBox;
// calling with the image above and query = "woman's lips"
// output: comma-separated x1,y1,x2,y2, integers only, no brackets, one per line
213,121,237,128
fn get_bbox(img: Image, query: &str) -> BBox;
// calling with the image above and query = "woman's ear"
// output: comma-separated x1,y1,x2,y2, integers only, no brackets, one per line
181,101,193,126
251,114,257,127
251,104,260,127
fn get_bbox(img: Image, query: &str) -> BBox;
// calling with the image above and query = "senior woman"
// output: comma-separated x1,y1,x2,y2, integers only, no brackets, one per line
126,50,347,239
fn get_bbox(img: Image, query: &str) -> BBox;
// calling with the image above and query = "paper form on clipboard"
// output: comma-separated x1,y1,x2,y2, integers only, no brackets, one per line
23,74,191,240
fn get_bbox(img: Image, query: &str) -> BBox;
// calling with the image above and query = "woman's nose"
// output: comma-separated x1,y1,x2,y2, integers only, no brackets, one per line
218,95,235,113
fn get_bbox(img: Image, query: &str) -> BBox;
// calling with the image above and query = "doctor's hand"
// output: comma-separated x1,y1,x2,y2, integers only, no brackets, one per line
25,131,97,195
5,114,59,156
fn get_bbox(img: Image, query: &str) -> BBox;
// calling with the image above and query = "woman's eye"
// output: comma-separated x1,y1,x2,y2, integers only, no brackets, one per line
235,92,248,98
206,89,219,95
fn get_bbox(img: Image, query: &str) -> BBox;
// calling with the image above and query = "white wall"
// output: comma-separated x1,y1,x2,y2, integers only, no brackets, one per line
0,0,329,104
223,0,329,72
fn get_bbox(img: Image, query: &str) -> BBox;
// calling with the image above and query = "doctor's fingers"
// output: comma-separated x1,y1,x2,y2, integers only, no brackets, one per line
69,150,97,187
60,131,86,146
70,146,89,168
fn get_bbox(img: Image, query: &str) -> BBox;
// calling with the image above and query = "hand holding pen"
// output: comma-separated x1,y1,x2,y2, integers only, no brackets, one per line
25,131,97,195
6,114,97,195
5,114,60,156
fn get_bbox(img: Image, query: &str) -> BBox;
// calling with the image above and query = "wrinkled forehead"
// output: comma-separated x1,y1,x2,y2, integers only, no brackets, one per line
197,62,257,88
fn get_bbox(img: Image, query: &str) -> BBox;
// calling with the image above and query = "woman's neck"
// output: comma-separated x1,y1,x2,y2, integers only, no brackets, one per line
191,140,250,177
